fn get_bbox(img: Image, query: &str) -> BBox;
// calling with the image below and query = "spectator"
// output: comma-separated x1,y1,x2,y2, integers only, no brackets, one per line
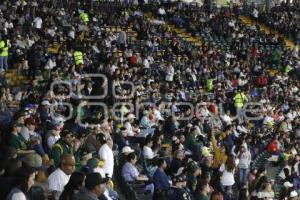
59,172,85,200
6,166,36,200
97,133,114,178
48,154,76,199
73,173,107,200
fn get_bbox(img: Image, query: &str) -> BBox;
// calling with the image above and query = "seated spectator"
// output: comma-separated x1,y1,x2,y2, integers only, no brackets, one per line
143,135,156,160
51,129,76,167
6,166,37,200
257,182,275,199
122,152,154,194
73,173,107,200
59,172,85,200
194,180,210,200
153,158,171,198
48,154,76,199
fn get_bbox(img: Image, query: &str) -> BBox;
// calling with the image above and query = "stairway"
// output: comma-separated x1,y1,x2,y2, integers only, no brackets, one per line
144,13,202,46
239,16,297,49
5,69,28,86
251,151,271,170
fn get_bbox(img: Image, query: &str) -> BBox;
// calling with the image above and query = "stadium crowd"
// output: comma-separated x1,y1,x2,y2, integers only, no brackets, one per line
0,0,299,200
256,1,300,44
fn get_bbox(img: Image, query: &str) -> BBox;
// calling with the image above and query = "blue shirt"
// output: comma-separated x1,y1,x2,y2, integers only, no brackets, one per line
153,168,171,190
122,162,139,182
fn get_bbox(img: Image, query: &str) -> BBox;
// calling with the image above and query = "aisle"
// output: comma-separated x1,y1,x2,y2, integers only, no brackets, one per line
144,12,202,46
239,16,297,49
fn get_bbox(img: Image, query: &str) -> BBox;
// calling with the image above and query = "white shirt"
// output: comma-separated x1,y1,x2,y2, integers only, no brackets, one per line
34,17,43,29
165,66,174,82
11,192,26,200
47,135,61,150
252,9,258,18
143,59,150,69
48,168,71,192
221,114,232,125
94,167,106,177
98,143,114,178
124,121,135,136
45,58,56,70
219,164,235,186
68,30,75,39
143,146,154,159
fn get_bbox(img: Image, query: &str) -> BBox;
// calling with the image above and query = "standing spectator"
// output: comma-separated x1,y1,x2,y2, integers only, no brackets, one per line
0,34,9,71
27,44,41,79
219,155,236,193
237,145,251,185
97,133,114,178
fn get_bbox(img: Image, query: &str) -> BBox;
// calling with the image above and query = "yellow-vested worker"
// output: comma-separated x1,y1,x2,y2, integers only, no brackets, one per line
73,50,84,66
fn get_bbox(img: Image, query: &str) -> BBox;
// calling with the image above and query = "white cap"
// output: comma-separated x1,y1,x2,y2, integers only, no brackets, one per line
284,181,293,188
127,113,136,119
290,190,298,198
41,100,51,106
121,146,134,154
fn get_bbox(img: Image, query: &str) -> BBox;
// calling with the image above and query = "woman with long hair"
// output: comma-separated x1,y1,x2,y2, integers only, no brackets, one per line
6,166,36,200
219,155,236,193
59,172,85,200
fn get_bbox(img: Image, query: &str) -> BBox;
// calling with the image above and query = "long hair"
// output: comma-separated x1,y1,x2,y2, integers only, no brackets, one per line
11,166,36,194
225,155,236,172
59,172,85,200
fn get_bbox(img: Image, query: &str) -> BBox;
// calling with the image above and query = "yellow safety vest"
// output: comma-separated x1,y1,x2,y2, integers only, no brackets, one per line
207,79,213,92
80,13,89,23
234,92,245,108
0,40,8,57
73,51,84,65
224,0,230,7
284,65,292,74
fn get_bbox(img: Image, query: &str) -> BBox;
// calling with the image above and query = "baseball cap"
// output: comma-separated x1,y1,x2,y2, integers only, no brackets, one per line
290,190,298,198
173,174,186,183
121,146,134,154
87,158,105,170
126,113,136,119
85,173,108,188
201,147,212,157
284,181,293,188
96,133,107,144
23,153,46,170
41,100,51,106
61,129,76,137
187,161,199,174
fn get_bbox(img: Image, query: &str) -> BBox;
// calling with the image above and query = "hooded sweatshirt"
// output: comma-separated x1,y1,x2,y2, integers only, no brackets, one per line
237,146,251,169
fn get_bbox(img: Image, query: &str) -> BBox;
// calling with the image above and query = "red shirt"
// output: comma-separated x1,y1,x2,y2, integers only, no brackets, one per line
129,55,137,65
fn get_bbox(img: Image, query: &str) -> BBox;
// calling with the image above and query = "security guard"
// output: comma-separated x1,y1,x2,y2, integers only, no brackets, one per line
234,89,248,123
79,11,89,24
0,36,9,71
167,174,192,200
234,89,247,109
73,50,84,66
206,78,214,92
52,129,76,167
